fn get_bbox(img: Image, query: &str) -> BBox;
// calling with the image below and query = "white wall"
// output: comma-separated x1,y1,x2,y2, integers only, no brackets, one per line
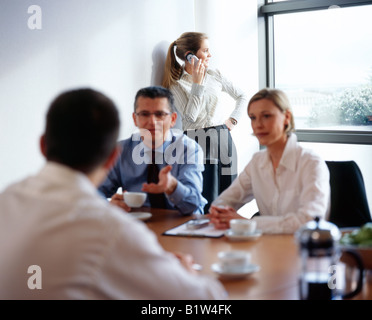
0,0,193,190
0,0,260,194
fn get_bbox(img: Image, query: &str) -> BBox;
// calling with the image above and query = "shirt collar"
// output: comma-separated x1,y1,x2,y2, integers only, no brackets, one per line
278,133,298,172
39,162,97,195
259,150,271,169
132,130,176,155
181,67,192,81
258,133,298,172
142,130,174,154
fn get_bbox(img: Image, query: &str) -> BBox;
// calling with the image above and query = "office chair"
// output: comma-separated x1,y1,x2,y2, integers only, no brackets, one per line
202,158,219,214
325,160,372,228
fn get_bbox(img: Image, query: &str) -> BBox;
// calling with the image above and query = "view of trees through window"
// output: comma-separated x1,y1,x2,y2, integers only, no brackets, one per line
308,75,372,128
273,4,372,131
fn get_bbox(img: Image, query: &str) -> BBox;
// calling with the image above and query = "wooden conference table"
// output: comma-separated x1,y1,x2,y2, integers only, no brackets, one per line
136,208,372,300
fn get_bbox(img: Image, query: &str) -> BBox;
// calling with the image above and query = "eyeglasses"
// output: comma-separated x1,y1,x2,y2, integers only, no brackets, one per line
135,111,172,120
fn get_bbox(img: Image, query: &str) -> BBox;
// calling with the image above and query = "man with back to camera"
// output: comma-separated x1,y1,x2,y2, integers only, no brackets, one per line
0,88,226,299
98,86,207,215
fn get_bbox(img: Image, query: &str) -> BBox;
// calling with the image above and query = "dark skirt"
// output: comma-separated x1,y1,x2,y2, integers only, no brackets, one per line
184,124,237,211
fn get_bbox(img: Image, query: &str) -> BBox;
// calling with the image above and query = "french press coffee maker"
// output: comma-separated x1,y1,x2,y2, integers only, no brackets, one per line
296,217,364,300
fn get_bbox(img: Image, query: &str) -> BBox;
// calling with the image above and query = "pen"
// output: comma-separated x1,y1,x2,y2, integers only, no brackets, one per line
175,232,207,238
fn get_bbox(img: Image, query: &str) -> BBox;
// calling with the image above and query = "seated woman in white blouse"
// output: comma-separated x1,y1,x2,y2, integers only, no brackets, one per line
209,88,330,234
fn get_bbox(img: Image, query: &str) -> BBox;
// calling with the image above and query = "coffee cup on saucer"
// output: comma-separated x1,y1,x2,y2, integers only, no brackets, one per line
123,192,147,208
217,250,251,273
230,219,257,235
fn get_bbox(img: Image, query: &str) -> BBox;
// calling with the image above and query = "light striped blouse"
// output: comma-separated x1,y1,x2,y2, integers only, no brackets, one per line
170,68,248,130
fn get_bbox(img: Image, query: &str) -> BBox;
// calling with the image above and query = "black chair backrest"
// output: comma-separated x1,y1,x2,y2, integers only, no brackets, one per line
326,160,372,228
202,158,219,214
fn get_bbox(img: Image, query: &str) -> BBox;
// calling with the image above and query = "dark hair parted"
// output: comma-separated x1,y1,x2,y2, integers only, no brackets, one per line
134,86,175,113
44,88,120,173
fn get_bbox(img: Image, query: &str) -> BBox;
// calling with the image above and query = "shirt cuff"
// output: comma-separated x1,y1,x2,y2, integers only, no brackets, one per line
190,83,205,96
166,181,187,206
229,117,237,125
229,110,241,123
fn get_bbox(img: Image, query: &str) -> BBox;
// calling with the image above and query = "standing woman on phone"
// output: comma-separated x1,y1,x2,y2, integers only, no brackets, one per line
162,32,248,197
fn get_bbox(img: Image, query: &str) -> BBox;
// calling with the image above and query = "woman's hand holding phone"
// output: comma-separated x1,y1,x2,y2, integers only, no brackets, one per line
189,57,205,85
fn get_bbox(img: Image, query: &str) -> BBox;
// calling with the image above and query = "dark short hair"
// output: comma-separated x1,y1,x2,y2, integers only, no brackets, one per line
134,86,175,112
44,88,120,173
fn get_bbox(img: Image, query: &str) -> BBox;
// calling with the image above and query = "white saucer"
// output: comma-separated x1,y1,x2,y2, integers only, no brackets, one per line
224,229,262,241
128,212,152,221
211,263,260,280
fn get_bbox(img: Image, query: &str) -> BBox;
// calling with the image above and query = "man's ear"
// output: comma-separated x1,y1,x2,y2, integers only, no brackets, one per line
170,112,177,128
132,112,138,127
40,134,47,158
103,145,121,170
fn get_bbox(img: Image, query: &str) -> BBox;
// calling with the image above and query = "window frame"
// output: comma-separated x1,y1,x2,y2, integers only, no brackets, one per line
258,0,372,145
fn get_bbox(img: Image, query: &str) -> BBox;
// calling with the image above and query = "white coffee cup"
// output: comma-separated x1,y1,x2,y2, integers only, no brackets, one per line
218,250,251,272
230,219,257,235
123,192,147,208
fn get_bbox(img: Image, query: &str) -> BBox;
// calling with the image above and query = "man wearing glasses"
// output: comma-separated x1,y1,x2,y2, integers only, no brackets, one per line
99,86,207,215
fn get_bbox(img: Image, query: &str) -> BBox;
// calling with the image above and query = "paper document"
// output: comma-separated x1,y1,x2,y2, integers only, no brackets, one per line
163,220,225,238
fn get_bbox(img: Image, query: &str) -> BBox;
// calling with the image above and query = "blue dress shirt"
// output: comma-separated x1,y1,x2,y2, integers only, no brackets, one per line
98,130,207,215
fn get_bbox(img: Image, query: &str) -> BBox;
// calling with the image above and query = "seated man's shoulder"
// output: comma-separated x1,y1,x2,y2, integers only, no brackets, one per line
91,196,149,233
117,133,142,151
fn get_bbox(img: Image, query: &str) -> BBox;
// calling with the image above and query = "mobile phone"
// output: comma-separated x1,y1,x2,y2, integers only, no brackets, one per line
186,218,210,230
185,52,199,64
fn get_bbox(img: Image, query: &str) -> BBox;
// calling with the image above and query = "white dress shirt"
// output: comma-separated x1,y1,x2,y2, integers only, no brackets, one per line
0,162,226,299
170,68,248,130
212,134,330,234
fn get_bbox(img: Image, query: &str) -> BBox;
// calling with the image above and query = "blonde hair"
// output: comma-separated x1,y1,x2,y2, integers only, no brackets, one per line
162,32,208,89
248,88,295,133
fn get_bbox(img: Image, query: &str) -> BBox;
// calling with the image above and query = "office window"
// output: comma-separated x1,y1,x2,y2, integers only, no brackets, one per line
261,0,372,144
274,5,372,130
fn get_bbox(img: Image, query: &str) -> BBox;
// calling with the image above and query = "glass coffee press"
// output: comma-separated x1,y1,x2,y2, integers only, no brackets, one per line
295,217,364,300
